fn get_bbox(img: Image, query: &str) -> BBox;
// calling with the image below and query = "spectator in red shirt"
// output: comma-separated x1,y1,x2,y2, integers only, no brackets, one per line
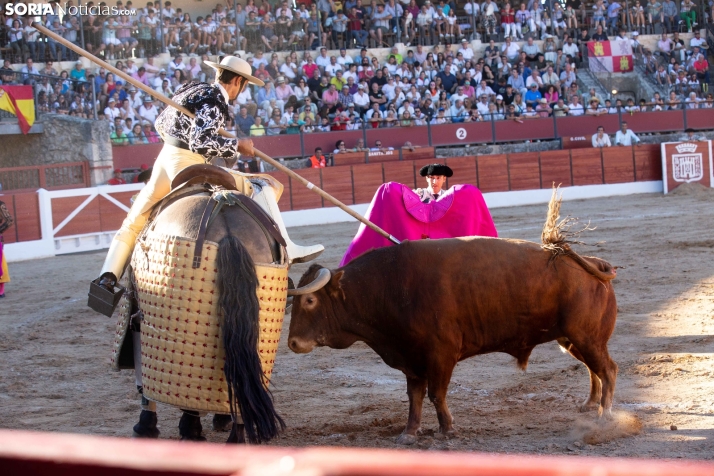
107,168,127,185
693,53,710,86
309,147,327,168
347,7,368,47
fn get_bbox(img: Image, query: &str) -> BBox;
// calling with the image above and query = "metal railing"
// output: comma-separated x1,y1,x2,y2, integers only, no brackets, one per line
0,162,90,192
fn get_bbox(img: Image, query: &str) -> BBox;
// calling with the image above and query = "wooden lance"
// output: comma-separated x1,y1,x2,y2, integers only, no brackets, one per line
32,22,401,245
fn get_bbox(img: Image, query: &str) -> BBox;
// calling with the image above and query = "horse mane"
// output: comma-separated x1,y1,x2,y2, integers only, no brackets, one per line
216,235,285,443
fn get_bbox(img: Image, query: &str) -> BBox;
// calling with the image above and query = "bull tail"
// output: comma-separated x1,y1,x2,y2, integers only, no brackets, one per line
541,186,616,282
216,235,285,444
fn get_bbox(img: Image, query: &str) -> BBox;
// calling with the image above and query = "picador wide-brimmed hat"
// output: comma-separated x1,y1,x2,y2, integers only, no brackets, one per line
419,163,453,177
204,55,265,87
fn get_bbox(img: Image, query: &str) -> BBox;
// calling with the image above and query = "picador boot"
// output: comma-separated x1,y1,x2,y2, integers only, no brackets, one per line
179,411,206,441
132,410,160,439
252,182,324,264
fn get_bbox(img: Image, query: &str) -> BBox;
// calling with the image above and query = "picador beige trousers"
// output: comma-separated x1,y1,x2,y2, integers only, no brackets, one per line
102,144,283,278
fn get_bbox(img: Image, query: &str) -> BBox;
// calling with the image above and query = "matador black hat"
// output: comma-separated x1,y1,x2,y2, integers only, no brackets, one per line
419,163,453,177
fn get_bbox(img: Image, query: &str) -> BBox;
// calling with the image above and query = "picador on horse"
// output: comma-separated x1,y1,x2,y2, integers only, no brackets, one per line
90,56,323,443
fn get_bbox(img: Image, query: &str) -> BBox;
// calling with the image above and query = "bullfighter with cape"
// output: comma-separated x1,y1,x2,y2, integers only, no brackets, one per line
341,163,498,266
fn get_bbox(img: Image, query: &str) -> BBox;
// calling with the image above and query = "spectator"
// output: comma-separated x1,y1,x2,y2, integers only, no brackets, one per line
128,124,148,145
567,95,584,116
309,147,327,167
333,140,348,154
250,115,266,136
614,122,641,146
678,128,706,141
592,125,612,147
111,118,130,145
107,168,127,185
235,106,255,136
586,98,607,116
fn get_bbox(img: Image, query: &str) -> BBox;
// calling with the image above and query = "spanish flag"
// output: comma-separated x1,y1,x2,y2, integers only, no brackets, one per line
0,85,35,134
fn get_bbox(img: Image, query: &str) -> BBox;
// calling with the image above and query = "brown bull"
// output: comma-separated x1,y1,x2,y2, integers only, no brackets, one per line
287,191,618,445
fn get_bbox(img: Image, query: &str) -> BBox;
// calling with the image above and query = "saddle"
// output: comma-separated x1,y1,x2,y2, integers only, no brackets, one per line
152,164,286,268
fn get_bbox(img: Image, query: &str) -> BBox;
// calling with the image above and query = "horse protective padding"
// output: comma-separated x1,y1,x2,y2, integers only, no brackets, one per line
110,288,134,371
131,233,288,413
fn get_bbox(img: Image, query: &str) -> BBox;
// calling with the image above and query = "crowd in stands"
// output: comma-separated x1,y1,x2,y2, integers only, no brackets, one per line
0,0,712,141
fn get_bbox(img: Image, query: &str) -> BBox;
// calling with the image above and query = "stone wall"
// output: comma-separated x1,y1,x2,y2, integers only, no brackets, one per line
1,114,113,186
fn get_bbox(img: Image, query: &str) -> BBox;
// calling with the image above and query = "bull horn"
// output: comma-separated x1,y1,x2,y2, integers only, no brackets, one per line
287,268,331,296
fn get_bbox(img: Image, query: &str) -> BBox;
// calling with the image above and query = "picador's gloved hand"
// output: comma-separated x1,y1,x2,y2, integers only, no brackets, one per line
237,139,254,158
98,272,118,292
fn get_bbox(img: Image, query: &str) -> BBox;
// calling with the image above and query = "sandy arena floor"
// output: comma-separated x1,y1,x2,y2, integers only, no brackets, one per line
1,186,713,458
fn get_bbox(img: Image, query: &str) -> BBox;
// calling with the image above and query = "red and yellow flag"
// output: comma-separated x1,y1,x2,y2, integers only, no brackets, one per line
0,85,35,134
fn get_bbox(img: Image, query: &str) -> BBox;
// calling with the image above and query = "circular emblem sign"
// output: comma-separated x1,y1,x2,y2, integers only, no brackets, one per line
456,127,467,140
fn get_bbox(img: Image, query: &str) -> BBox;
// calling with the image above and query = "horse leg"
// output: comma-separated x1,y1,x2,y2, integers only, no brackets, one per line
212,414,233,431
131,329,160,439
226,422,247,444
179,410,206,441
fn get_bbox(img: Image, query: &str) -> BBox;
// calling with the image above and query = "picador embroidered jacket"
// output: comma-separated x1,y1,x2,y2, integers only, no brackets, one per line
155,81,237,159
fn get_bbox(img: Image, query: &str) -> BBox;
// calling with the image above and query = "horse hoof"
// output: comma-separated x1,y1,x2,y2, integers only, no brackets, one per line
212,414,233,432
179,411,205,442
132,410,160,439
226,423,246,444
396,433,417,445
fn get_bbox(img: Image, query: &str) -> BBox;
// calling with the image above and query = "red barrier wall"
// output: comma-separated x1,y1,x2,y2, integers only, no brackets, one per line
112,143,162,170
279,146,663,212
0,191,41,244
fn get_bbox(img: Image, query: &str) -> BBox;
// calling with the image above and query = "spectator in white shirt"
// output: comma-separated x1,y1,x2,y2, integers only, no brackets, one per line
567,95,584,116
614,122,641,146
592,125,612,147
501,37,521,62
458,39,474,60
104,98,121,120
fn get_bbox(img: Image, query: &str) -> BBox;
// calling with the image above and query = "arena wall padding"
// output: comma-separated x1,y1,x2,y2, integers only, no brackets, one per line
53,196,102,238
602,147,636,184
539,150,573,187
366,127,428,150
352,163,385,204
445,156,479,189
476,154,509,192
289,168,323,210
685,108,714,131
250,134,301,159
626,110,685,134
112,143,162,170
634,144,662,182
383,161,417,189
508,152,542,191
2,192,42,244
495,118,555,142
99,192,136,231
555,114,620,138
571,148,604,186
321,166,355,208
266,170,291,208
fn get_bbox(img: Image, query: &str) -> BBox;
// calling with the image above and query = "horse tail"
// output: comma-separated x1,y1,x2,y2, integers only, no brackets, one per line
541,186,617,282
216,235,285,444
